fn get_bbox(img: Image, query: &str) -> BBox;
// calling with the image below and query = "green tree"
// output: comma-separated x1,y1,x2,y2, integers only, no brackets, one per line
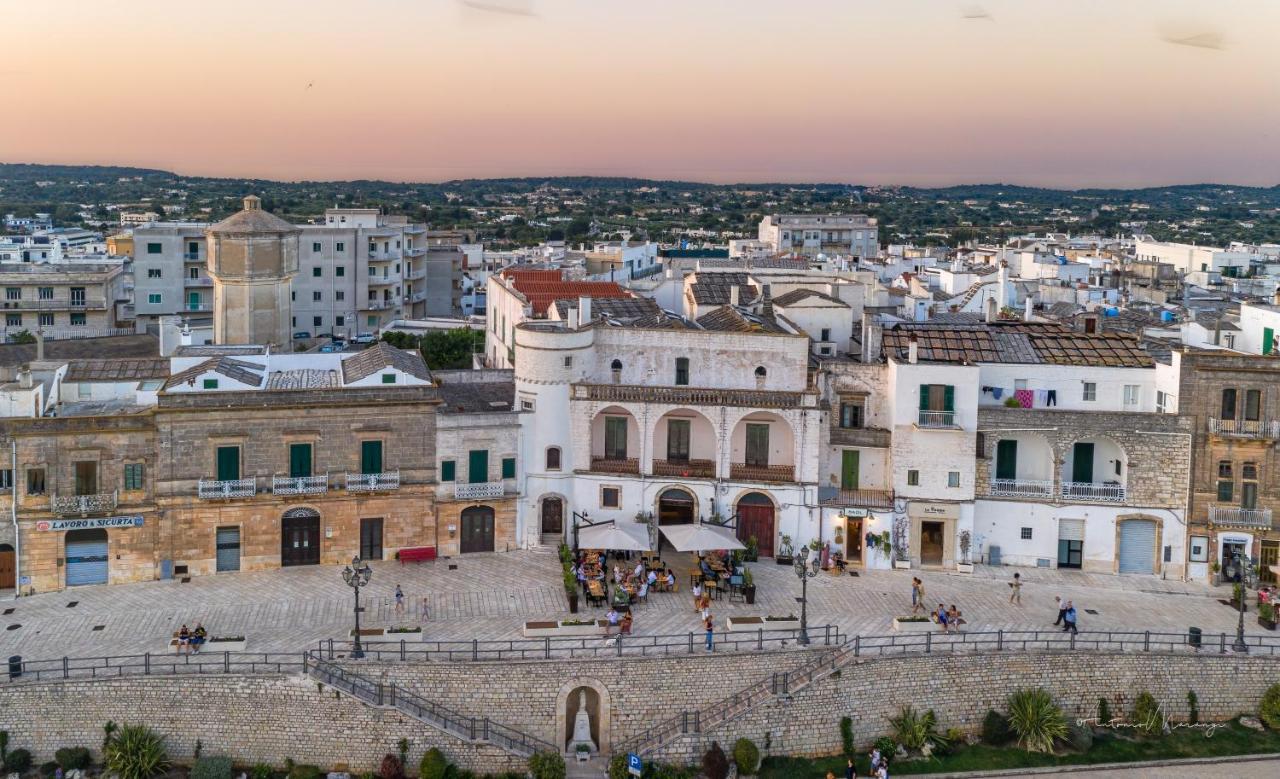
418,328,480,370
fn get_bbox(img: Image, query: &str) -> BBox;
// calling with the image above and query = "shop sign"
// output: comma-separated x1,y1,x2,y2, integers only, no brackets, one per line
842,508,869,518
907,502,960,520
35,516,144,532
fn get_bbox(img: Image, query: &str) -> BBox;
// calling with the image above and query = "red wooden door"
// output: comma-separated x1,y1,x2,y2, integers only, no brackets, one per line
0,546,15,589
736,505,775,557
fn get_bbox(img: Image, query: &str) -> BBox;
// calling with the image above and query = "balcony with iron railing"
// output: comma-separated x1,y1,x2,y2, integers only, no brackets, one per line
198,478,256,500
182,252,202,261
364,299,395,310
345,471,400,493
588,457,640,475
574,383,818,409
818,487,894,508
453,481,506,500
916,410,958,429
272,474,330,496
184,276,214,287
405,266,427,280
404,246,426,257
4,298,107,310
651,458,716,479
729,463,796,483
988,479,1055,498
1060,481,1126,502
1208,417,1280,440
367,276,396,287
1209,505,1274,529
51,491,119,516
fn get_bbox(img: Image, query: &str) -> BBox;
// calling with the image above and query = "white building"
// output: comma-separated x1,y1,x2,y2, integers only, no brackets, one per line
1134,239,1254,277
758,214,878,259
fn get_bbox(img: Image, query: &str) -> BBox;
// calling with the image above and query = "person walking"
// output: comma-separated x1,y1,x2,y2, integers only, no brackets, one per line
844,756,857,779
1053,595,1067,626
1009,572,1022,605
703,613,715,652
692,580,704,612
1062,601,1078,635
394,584,404,615
910,577,926,615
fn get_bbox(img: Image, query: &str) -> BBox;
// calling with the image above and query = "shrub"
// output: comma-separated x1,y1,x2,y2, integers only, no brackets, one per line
5,748,33,774
287,765,322,779
1097,697,1112,725
103,721,118,752
1188,690,1200,725
1132,691,1163,736
527,751,565,779
420,748,449,779
887,705,944,752
55,747,92,771
839,716,855,759
1259,683,1280,730
872,736,896,756
701,742,729,779
607,754,629,779
981,709,1012,745
192,756,234,779
39,761,59,778
103,725,169,779
1006,688,1068,753
732,738,760,775
379,754,404,779
251,763,273,779
1066,722,1093,752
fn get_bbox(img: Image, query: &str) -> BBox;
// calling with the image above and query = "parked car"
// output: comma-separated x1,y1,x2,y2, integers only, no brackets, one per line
352,332,376,344
318,343,341,353
293,331,311,340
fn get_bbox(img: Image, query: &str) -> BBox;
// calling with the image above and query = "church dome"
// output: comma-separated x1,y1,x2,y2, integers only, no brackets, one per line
207,195,300,236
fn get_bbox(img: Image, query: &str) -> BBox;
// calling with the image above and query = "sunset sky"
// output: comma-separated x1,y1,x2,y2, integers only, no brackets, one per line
5,0,1278,187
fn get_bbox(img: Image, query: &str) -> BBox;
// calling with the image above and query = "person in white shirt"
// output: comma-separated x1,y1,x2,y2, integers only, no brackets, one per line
692,580,703,611
633,561,644,581
647,569,658,586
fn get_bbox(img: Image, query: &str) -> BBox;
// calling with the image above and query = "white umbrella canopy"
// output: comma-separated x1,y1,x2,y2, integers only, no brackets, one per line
658,522,745,552
578,520,652,552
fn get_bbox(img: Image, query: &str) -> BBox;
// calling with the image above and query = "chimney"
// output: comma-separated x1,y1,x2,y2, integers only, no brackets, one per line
180,321,193,347
997,260,1009,309
1024,297,1034,321
34,328,44,361
985,296,998,323
18,365,32,389
578,296,592,324
908,334,919,364
1273,287,1280,307
861,312,882,363
729,285,739,307
567,307,579,330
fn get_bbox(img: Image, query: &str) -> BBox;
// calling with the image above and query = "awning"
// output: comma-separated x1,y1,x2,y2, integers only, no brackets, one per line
578,520,652,552
658,522,745,552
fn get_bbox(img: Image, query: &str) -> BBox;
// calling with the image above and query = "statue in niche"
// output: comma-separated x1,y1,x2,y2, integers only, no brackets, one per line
567,688,597,755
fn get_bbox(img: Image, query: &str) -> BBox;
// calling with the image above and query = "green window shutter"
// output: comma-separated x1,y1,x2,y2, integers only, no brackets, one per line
216,446,240,481
995,440,1018,481
360,441,383,475
1217,480,1233,502
918,385,930,411
468,450,489,483
289,443,312,478
441,460,455,482
124,463,144,490
840,450,859,491
501,457,515,479
943,385,955,412
1265,327,1275,356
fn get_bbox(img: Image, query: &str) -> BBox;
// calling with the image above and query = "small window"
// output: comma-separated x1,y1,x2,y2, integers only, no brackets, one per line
1218,461,1234,479
4,288,18,300
907,470,919,486
381,373,396,384
521,399,535,411
675,357,689,386
313,291,323,302
1020,527,1033,540
38,313,53,327
502,457,516,479
147,268,162,278
336,242,345,253
27,467,46,495
1217,480,1233,502
1082,382,1097,402
5,314,19,327
563,356,573,368
203,378,219,389
0,469,11,493
70,313,86,326
1242,462,1258,480
601,486,621,508
335,315,345,327
147,242,162,254
820,328,831,341
546,447,562,470
312,242,322,252
754,366,767,378
313,316,322,327
336,266,346,276
335,291,345,301
441,460,456,481
1123,385,1139,406
123,463,144,491
948,471,960,488
148,293,162,304
367,315,378,327
312,267,322,277
839,402,863,429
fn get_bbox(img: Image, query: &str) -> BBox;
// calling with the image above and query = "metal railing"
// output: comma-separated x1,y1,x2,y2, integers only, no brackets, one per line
184,276,214,287
574,383,818,409
819,488,894,508
1209,505,1274,529
917,410,957,428
453,481,505,500
652,459,716,478
729,463,795,483
1,651,305,684
1060,481,1126,502
197,478,256,499
346,471,400,493
272,474,329,495
989,479,1055,498
1209,417,1280,440
51,491,118,516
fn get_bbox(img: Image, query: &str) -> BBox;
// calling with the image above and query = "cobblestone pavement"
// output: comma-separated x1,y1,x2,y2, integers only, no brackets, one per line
0,548,1268,660
992,755,1280,778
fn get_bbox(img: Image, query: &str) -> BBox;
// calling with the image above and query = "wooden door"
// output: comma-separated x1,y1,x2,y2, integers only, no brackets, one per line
736,496,775,557
840,450,859,491
0,544,14,589
541,498,563,534
460,506,495,553
281,514,320,566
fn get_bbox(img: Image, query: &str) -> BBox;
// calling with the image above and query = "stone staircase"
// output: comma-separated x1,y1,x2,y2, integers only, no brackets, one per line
614,642,853,760
304,653,555,758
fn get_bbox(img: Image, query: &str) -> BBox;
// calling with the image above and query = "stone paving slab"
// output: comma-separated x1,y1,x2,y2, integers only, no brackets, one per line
0,547,1267,662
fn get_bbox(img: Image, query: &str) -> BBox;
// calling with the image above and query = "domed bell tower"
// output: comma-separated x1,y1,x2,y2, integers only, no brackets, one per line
206,195,300,347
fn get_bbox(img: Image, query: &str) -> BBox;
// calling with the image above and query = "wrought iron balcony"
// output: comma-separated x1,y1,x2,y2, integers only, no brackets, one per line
1060,481,1126,503
272,474,329,496
729,463,796,483
1208,417,1280,440
345,471,400,493
1209,505,1274,529
819,487,894,508
198,478,256,500
988,479,1055,498
917,410,957,428
574,383,818,409
51,491,118,516
652,458,716,479
589,457,640,475
453,481,505,500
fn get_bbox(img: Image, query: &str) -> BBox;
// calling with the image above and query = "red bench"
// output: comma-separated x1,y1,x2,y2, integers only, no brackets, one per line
398,546,437,564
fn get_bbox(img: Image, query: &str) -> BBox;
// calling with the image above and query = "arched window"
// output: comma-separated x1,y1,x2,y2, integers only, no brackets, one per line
611,359,623,371
754,366,767,378
546,446,562,471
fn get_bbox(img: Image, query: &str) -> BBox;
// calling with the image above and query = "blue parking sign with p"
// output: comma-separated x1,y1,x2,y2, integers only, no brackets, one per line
627,753,642,776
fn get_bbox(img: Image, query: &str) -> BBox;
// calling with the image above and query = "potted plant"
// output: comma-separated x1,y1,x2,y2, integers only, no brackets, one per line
957,530,974,573
776,535,794,566
1259,600,1277,631
1210,560,1221,586
575,743,591,762
742,566,756,605
891,615,934,633
563,566,579,614
745,535,759,562
1231,582,1247,611
865,531,879,551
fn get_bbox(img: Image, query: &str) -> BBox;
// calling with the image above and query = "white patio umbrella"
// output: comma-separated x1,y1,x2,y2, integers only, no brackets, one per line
577,520,652,552
658,522,745,552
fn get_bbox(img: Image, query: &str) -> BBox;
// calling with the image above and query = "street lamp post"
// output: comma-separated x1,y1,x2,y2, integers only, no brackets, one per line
1232,551,1250,654
793,543,820,645
343,555,373,659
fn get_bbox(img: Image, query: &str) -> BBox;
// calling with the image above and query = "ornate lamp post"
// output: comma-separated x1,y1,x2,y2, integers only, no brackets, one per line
793,543,820,645
1232,550,1252,654
343,555,373,659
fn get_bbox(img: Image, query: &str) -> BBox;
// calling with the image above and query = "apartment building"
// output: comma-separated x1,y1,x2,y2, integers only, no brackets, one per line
132,207,463,338
0,263,130,341
1134,239,1254,277
758,214,879,259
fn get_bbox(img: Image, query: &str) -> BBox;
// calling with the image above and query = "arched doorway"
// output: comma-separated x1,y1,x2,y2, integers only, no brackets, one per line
736,492,775,557
65,529,109,586
460,505,496,553
0,543,14,589
657,488,696,553
281,507,321,567
541,497,564,535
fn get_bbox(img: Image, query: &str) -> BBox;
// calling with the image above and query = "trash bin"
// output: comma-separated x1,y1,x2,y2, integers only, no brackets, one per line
1188,627,1202,649
7,655,21,680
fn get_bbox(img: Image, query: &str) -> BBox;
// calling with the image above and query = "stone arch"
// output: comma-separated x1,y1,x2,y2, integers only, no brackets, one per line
538,493,568,537
554,677,613,756
654,486,699,524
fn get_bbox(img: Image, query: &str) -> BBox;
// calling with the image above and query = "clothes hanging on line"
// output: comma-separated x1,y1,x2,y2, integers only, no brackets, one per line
1014,389,1034,409
1046,389,1057,406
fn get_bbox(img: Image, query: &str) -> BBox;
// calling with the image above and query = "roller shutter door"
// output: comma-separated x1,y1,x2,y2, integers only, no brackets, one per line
216,527,241,573
65,530,109,586
1057,519,1085,542
1117,520,1156,575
